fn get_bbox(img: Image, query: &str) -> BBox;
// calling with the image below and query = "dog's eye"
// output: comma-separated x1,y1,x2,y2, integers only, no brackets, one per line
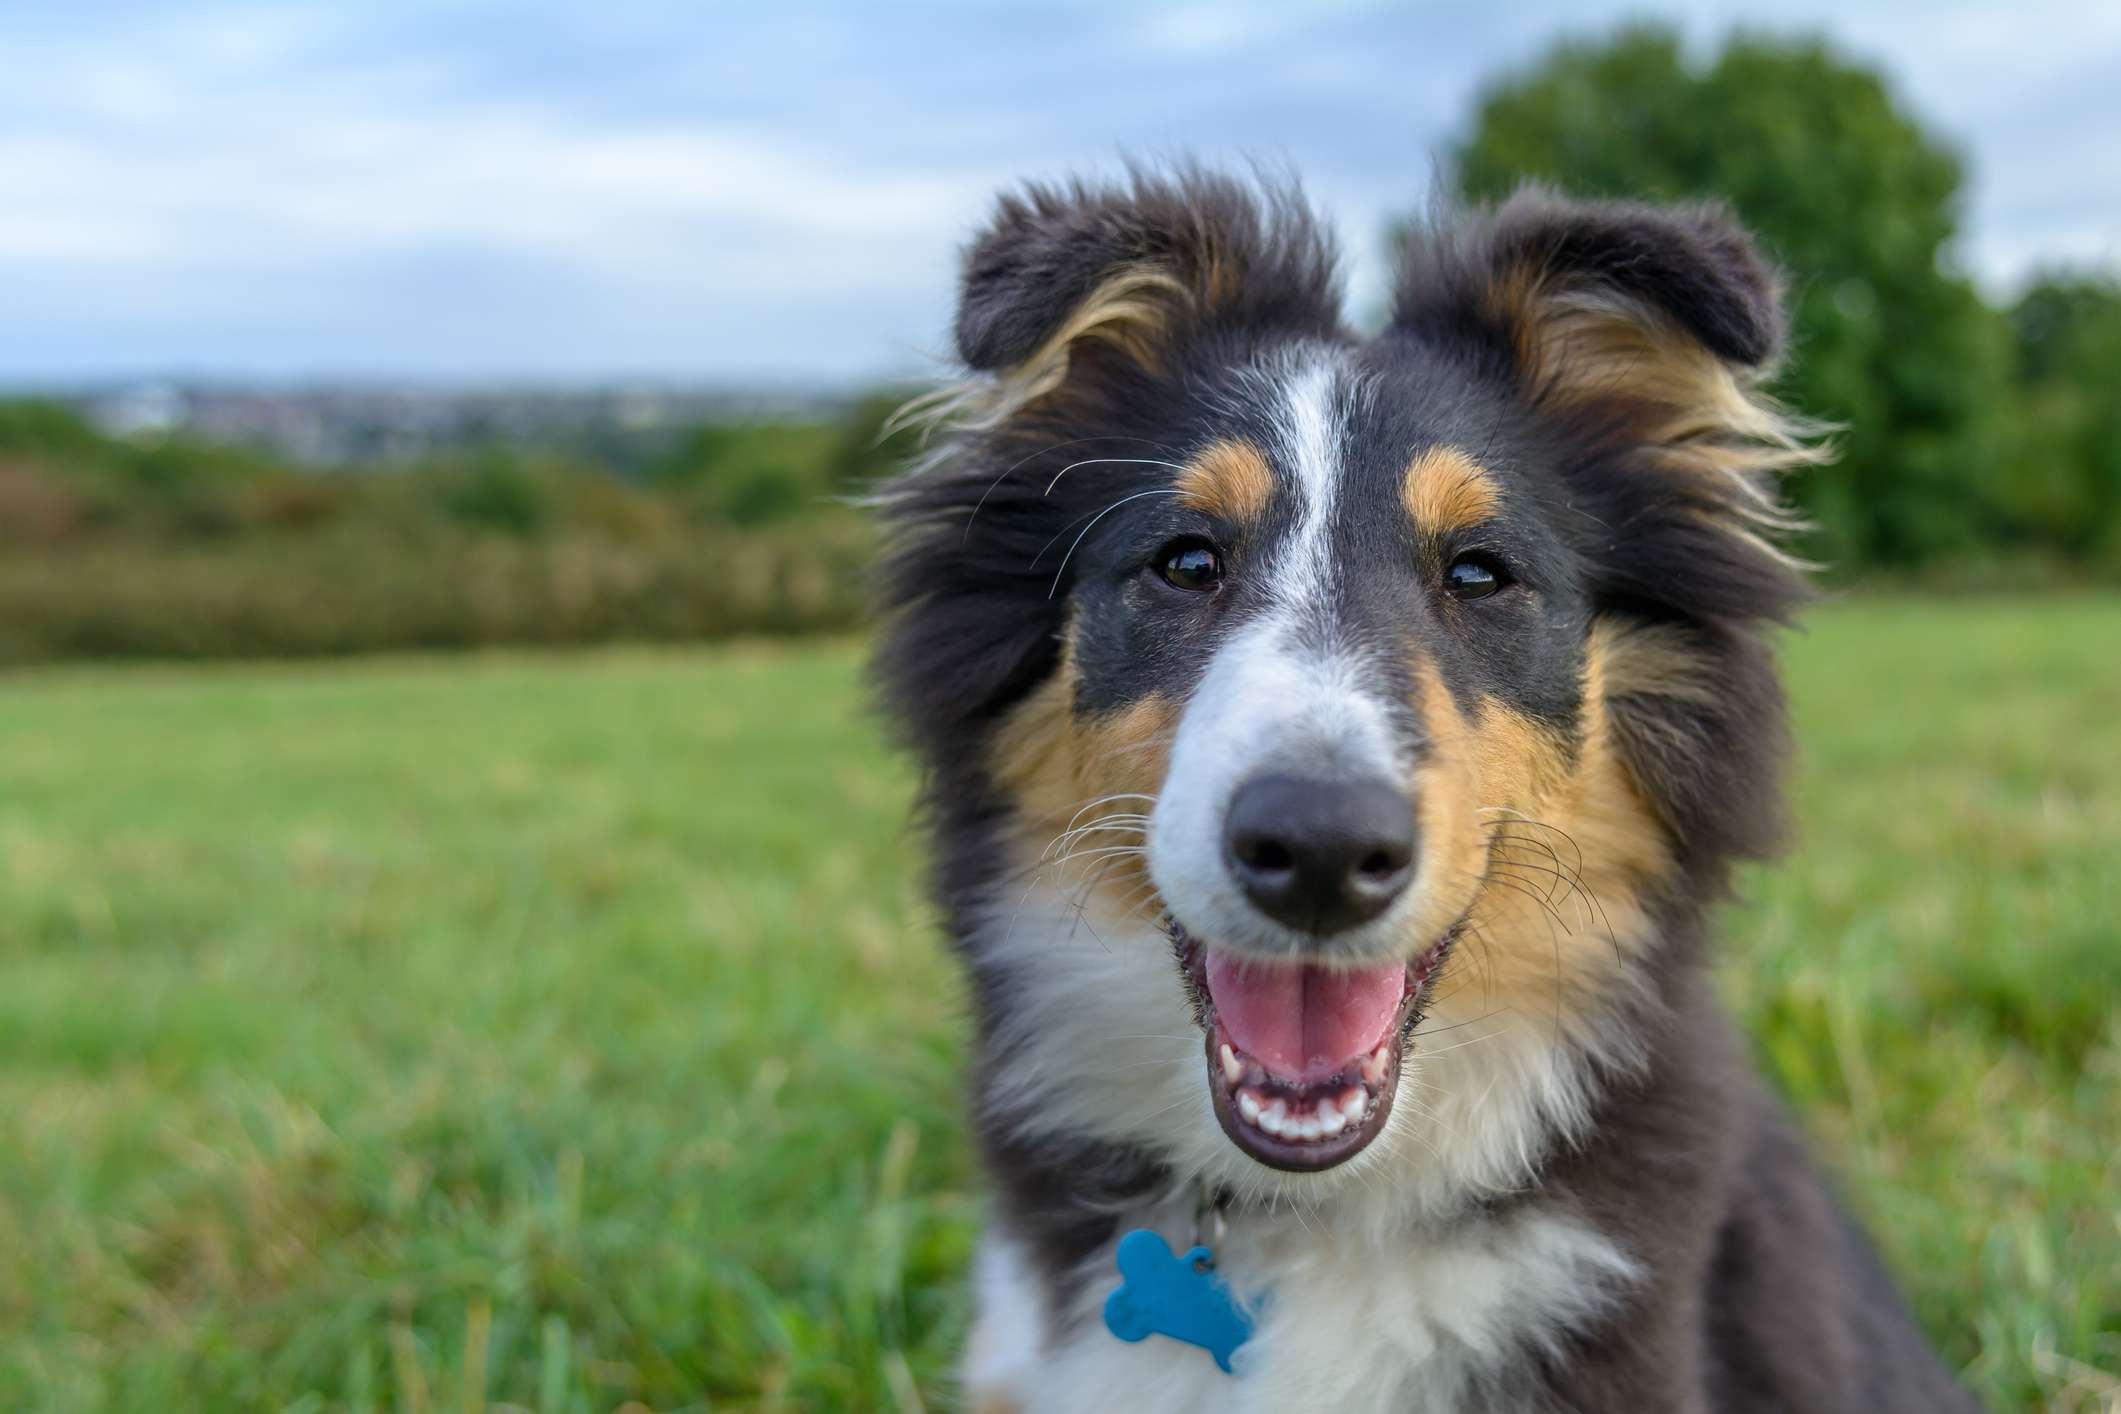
1443,553,1510,601
1155,537,1224,593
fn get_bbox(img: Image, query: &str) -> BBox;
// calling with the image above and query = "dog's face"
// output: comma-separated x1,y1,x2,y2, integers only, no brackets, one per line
879,174,1815,1193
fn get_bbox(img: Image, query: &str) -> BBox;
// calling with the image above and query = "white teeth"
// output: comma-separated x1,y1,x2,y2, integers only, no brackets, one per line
1360,1046,1392,1083
1220,1043,1244,1085
1228,1078,1379,1144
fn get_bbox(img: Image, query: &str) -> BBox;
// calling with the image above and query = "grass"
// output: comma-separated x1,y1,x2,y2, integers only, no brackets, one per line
1,596,2115,1411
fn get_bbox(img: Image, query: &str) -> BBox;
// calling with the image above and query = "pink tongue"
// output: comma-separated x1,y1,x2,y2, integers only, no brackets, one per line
1204,951,1405,1084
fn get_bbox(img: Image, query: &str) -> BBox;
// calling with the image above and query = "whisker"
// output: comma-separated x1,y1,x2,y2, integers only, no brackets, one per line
1047,841,1149,865
1488,845,1573,906
1064,793,1159,830
960,435,1182,543
1483,816,1621,954
1477,809,1586,875
1060,849,1145,888
1040,820,1150,861
1416,1027,1520,1058
1047,490,1187,596
1483,872,1573,934
1061,854,1156,947
1044,815,1151,845
1044,456,1188,496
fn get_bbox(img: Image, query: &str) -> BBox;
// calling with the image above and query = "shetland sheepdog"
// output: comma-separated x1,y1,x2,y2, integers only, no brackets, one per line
871,169,1976,1413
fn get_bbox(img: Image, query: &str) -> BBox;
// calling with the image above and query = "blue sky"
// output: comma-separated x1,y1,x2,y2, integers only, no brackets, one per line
4,1,2116,386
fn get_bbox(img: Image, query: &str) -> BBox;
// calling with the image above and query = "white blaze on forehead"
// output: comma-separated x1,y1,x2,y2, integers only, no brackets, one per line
1149,347,1415,964
1264,351,1345,616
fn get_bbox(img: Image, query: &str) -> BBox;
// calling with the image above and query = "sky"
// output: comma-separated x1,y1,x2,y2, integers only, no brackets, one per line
3,1,2117,388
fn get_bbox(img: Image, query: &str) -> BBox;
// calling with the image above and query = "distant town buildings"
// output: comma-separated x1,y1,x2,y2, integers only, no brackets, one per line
70,382,859,469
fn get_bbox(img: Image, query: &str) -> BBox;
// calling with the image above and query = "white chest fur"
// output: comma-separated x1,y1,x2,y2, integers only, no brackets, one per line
961,888,1647,1412
965,1203,1637,1414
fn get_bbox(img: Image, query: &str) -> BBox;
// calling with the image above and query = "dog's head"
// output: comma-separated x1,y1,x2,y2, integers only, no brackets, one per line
877,171,1820,1192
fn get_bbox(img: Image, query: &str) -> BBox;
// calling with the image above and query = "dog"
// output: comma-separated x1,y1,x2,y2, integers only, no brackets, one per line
871,169,1978,1412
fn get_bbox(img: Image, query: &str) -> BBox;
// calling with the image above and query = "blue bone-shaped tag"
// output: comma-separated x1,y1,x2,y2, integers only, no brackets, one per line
1102,1228,1253,1374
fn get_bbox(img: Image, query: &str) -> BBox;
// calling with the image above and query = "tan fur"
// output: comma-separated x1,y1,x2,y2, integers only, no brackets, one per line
1467,695,1574,812
1412,632,1672,1021
1487,270,1830,564
1175,439,1276,523
1199,242,1242,310
893,263,1191,439
1594,617,1721,708
990,633,1177,914
1400,446,1501,536
1405,659,1504,954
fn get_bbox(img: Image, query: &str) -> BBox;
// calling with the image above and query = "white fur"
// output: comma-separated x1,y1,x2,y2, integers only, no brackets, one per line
1147,348,1434,969
1146,613,1408,965
1266,348,1344,613
964,1162,1639,1414
967,887,1642,1405
977,890,1619,1236
963,1232,1049,1408
966,351,1649,1407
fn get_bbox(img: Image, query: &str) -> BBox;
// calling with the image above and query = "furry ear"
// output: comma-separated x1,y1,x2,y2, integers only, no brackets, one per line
1395,188,1789,406
872,171,1338,778
1394,194,1818,877
1395,189,1825,564
945,169,1343,421
1491,191,1784,371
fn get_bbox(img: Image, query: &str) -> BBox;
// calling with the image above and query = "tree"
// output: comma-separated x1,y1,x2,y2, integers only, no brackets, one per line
1451,26,2011,569
2005,274,2121,565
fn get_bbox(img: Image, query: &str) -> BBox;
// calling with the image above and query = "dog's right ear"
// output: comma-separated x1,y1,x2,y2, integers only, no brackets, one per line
951,170,1344,417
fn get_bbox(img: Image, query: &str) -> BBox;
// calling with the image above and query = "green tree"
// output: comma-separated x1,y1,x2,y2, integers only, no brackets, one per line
2005,274,2121,564
1451,26,2011,568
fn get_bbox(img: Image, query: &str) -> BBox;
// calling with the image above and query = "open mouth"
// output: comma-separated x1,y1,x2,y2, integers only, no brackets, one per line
1173,923,1451,1171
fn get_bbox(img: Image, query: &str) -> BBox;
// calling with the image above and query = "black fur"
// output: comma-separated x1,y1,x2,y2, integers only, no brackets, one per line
877,168,1347,771
1392,189,1786,370
872,171,1977,1411
1390,191,1812,872
955,167,1343,371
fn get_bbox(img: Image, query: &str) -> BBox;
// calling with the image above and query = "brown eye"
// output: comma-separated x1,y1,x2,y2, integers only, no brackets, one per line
1156,538,1223,592
1444,554,1509,601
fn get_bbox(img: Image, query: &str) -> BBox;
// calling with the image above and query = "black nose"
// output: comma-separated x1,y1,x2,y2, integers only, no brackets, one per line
1222,774,1417,935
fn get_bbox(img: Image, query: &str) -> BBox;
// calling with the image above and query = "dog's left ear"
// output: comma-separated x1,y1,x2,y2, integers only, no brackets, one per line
1393,188,1787,416
1396,187,1825,609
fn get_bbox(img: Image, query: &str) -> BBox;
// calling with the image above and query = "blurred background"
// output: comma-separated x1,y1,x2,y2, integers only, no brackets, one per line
2,3,2115,1411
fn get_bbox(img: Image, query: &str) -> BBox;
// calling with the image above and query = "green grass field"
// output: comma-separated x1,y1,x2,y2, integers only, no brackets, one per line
3,597,2116,1412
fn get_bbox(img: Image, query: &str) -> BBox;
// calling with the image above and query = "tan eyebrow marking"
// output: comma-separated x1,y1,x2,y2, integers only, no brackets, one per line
1401,446,1501,534
1172,439,1274,523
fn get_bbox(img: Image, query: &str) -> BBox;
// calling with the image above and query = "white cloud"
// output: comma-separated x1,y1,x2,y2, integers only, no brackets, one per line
2,0,2116,382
